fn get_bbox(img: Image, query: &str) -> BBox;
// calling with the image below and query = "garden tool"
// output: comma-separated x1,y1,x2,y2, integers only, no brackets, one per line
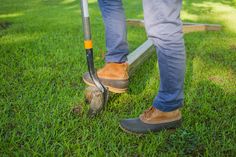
80,0,109,116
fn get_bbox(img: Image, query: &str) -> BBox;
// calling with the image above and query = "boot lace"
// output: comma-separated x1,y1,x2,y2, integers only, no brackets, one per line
142,106,155,119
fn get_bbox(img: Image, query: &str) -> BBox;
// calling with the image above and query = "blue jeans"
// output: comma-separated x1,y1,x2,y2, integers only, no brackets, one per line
98,0,186,112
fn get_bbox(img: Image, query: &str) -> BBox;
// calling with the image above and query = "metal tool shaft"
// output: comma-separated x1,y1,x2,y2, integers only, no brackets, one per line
80,0,108,114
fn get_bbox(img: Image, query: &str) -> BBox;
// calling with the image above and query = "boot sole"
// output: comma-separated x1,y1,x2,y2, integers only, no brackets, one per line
119,124,144,136
119,119,182,135
83,78,128,93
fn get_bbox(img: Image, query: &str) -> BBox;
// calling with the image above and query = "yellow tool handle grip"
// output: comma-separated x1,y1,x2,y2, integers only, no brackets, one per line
84,40,93,49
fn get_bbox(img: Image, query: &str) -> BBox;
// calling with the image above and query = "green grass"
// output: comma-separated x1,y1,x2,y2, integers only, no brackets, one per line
1,0,236,156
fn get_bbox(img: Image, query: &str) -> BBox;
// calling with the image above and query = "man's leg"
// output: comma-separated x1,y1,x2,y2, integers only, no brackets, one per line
120,0,186,134
83,0,129,93
98,0,129,63
146,0,186,112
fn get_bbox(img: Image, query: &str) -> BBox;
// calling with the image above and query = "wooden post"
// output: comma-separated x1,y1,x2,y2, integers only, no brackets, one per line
128,39,155,75
126,19,222,33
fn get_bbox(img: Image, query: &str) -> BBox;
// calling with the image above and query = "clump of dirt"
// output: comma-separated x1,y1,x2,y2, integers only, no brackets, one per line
208,76,224,83
230,44,236,51
0,21,12,30
72,104,84,116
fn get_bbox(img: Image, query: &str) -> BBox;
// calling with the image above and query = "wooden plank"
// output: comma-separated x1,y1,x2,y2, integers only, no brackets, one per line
126,19,221,33
127,39,155,75
127,19,144,27
183,25,206,33
183,23,221,33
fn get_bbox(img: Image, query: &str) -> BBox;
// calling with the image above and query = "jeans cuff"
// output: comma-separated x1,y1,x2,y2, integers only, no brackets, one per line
105,53,128,63
153,99,183,112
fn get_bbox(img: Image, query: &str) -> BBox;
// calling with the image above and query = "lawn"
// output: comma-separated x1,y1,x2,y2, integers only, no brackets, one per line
1,0,236,156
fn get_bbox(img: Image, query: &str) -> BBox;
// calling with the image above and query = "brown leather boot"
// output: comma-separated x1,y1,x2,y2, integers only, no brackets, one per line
120,106,182,134
83,62,129,93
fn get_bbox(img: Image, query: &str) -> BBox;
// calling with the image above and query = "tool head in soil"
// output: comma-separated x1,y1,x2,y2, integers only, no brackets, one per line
85,86,109,117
